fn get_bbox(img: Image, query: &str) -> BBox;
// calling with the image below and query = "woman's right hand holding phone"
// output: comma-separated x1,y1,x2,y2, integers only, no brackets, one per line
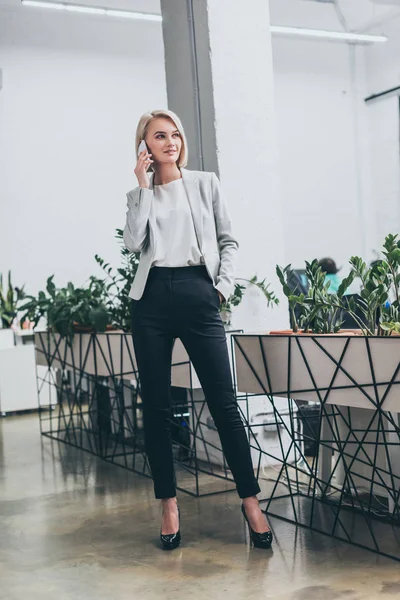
134,148,153,189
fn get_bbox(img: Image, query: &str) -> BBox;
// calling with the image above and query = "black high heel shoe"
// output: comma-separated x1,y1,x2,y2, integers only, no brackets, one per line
160,506,181,550
241,504,273,549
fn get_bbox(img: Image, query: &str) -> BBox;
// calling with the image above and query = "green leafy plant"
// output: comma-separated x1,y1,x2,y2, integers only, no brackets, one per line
276,264,305,332
377,234,400,333
95,229,140,331
277,261,359,334
275,234,400,336
298,260,333,333
347,256,390,335
380,321,400,335
300,260,356,334
20,276,110,337
0,271,25,329
316,249,396,336
381,233,400,306
285,261,372,334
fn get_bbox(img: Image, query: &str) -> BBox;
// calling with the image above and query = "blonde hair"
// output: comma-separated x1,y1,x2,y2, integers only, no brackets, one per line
135,109,188,170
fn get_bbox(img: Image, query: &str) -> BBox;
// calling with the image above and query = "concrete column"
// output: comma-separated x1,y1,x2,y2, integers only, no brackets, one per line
160,0,288,330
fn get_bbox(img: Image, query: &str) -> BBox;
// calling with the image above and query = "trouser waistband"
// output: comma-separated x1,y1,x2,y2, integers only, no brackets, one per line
148,265,209,280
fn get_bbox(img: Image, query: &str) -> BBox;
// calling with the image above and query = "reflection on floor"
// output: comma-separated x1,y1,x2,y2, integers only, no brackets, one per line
1,413,400,600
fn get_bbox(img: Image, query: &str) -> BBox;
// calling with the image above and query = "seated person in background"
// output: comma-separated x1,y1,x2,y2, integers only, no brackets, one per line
318,257,341,293
319,256,374,297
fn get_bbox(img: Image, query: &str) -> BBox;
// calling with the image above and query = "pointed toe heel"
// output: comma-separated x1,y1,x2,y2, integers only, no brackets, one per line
160,507,181,550
241,504,273,549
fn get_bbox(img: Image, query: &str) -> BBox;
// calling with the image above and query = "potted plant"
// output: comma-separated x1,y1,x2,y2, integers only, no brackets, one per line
20,275,111,336
27,231,139,379
272,232,400,337
273,260,359,335
24,276,125,383
233,233,400,408
305,237,400,338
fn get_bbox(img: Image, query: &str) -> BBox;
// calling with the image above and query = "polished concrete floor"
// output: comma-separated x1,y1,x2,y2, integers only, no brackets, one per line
1,413,400,600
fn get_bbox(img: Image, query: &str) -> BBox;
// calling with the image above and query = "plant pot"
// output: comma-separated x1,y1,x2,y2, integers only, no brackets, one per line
336,329,363,336
233,333,400,411
268,329,359,336
269,329,298,335
72,324,93,333
72,323,117,333
35,330,136,379
0,329,15,349
269,329,318,336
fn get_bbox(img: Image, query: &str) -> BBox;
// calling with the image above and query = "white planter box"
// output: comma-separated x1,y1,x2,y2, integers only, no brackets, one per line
0,329,15,350
34,331,138,380
35,329,242,388
0,345,38,413
234,334,400,411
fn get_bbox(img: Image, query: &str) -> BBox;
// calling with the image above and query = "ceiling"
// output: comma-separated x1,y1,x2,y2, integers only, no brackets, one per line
270,0,400,34
1,0,400,36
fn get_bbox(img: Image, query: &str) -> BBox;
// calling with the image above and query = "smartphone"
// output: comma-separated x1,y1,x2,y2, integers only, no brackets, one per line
138,140,147,154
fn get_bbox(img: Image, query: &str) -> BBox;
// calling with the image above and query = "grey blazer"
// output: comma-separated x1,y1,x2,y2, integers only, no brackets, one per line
123,168,239,302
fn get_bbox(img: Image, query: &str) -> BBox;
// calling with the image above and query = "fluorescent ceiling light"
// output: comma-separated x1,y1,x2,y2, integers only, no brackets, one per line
106,9,161,21
270,25,387,44
21,1,162,21
19,2,387,42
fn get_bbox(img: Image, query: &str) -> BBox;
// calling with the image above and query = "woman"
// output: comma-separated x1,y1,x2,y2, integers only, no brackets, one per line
123,109,272,551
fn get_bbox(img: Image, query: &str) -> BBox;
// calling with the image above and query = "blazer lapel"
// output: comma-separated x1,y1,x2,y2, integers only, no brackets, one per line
181,168,204,251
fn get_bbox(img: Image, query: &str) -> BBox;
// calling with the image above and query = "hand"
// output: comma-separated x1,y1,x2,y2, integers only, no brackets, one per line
134,149,154,189
217,291,225,306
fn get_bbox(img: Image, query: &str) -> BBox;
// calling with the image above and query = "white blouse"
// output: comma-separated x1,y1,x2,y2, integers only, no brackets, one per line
151,178,203,268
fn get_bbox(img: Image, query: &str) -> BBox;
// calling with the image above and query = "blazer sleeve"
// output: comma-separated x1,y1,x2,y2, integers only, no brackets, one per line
123,187,153,253
211,172,239,302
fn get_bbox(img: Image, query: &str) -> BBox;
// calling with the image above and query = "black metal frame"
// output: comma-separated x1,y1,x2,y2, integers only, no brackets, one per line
35,329,400,559
231,333,400,562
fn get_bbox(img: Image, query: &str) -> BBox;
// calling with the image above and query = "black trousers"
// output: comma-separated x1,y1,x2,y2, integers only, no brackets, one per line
130,265,261,500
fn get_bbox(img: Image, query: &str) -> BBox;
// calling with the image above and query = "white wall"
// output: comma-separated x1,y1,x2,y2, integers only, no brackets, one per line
364,19,400,254
268,0,400,273
207,0,287,331
0,5,167,296
366,96,400,253
272,37,367,271
268,0,395,273
365,14,400,94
